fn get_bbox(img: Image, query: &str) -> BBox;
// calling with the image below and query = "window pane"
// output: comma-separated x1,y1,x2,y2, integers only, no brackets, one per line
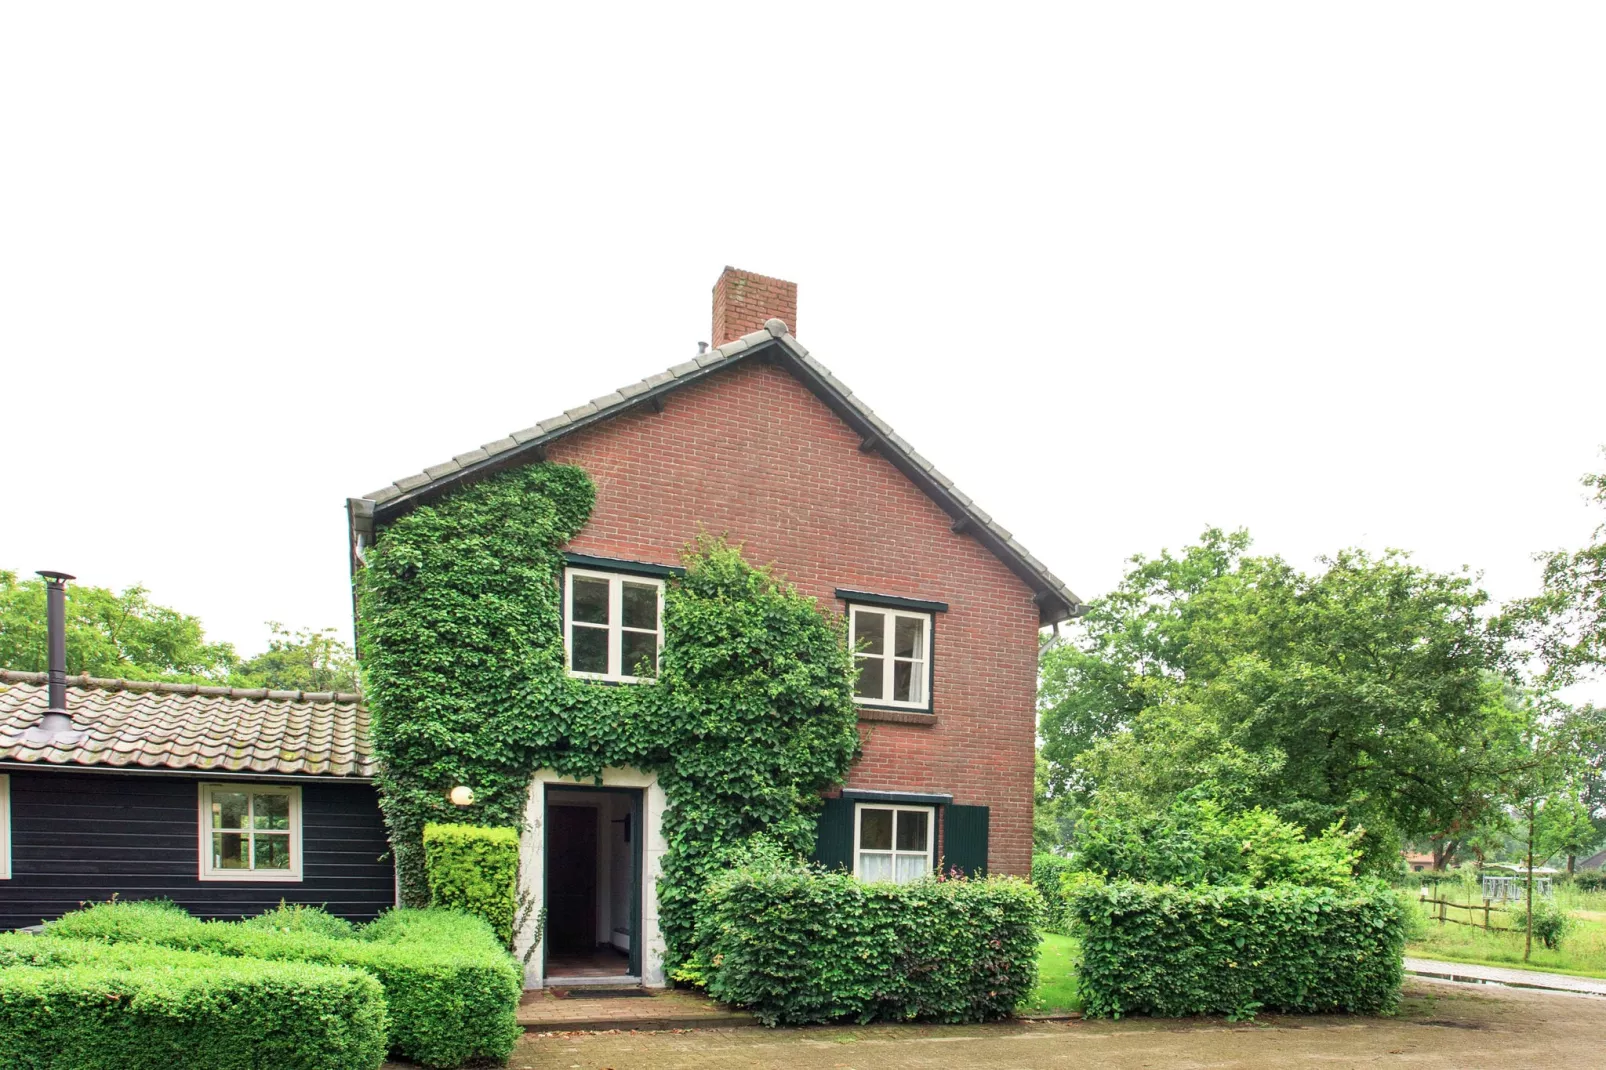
571,625,608,673
893,661,915,703
854,610,886,655
895,809,928,851
212,831,246,869
894,616,924,658
211,792,248,830
622,582,658,630
859,808,893,850
253,833,292,870
621,630,658,677
855,655,884,700
858,853,893,882
253,793,291,831
572,577,610,625
895,853,930,884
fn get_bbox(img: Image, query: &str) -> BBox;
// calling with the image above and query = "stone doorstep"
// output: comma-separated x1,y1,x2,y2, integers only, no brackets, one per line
518,987,758,1033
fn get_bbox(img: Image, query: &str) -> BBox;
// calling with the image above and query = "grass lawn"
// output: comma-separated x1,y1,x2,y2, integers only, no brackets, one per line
1406,890,1606,980
1019,932,1081,1015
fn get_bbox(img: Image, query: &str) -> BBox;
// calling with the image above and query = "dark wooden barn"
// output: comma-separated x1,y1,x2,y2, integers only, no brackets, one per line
0,669,394,929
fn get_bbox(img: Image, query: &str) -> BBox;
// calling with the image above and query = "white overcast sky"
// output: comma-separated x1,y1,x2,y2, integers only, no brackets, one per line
2,5,1603,700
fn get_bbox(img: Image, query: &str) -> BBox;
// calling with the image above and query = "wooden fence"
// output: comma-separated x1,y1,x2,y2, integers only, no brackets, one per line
1419,894,1515,933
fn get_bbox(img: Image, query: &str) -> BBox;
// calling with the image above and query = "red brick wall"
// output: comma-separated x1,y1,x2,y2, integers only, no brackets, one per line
711,267,798,346
545,359,1040,876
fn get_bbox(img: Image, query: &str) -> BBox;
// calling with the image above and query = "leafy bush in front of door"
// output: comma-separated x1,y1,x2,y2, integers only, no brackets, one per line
423,823,520,944
1031,853,1077,934
356,462,861,968
1066,879,1406,1019
686,848,1043,1026
0,933,387,1070
44,900,521,1069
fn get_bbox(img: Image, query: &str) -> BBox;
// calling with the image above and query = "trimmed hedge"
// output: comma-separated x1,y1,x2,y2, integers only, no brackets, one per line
1068,880,1406,1019
423,823,520,944
0,934,387,1070
1031,853,1077,934
691,862,1042,1027
44,902,520,1069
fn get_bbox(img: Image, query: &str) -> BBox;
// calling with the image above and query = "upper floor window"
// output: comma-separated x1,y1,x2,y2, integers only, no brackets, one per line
198,782,302,882
849,605,932,710
565,568,664,682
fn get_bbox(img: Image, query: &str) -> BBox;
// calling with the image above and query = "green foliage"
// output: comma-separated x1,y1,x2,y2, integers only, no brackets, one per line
240,901,357,939
1512,897,1575,951
44,901,520,1069
1040,528,1518,872
0,571,241,682
423,823,519,944
1031,853,1078,934
0,933,387,1070
1072,794,1360,889
232,623,358,693
687,850,1043,1027
1067,880,1406,1019
1574,870,1606,892
355,462,860,967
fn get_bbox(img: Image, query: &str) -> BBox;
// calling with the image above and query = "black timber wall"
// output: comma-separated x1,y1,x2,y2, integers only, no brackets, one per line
0,769,394,929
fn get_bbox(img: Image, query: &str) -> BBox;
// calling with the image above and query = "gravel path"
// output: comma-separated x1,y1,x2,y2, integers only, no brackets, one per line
1406,955,1606,996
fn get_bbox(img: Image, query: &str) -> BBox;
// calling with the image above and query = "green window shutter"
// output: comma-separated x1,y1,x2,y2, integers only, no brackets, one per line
943,804,990,877
811,797,855,872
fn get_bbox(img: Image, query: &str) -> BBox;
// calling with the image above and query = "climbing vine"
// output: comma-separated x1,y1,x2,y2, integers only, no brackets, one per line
355,463,861,964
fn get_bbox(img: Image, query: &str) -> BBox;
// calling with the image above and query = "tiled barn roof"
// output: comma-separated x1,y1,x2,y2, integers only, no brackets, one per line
0,670,372,778
348,320,1084,624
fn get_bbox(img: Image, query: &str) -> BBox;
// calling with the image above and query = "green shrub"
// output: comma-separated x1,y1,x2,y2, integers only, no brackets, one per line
1074,794,1360,889
1512,897,1575,951
1573,870,1606,892
690,854,1042,1027
423,823,520,944
1032,853,1077,934
0,934,386,1070
1067,879,1405,1019
45,902,520,1069
241,901,357,939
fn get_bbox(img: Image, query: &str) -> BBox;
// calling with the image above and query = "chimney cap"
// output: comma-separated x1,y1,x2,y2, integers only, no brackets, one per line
36,570,75,583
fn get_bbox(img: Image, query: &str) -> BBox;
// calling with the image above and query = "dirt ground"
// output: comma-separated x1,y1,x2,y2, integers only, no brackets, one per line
498,979,1606,1070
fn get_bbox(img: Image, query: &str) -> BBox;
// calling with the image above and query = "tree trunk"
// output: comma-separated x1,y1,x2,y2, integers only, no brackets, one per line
1569,854,1577,875
1525,799,1535,963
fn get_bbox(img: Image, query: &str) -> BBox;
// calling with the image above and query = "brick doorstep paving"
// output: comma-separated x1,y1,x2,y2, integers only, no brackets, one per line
518,987,756,1032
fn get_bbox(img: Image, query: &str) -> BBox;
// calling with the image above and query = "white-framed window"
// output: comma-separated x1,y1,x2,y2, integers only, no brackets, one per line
0,774,10,880
198,783,303,882
853,803,934,884
565,568,665,682
848,606,932,709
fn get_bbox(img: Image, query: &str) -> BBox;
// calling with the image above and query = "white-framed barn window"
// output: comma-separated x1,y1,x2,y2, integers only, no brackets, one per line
0,774,10,880
853,804,934,884
565,568,665,683
198,783,303,882
848,606,932,709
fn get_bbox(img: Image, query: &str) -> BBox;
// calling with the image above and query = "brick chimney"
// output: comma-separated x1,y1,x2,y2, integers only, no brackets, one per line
711,266,797,346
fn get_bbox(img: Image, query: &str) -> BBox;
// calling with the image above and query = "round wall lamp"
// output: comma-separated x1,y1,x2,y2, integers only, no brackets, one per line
448,785,475,807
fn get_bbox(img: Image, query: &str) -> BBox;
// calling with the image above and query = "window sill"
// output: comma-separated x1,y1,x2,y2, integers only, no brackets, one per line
197,872,304,883
855,707,937,725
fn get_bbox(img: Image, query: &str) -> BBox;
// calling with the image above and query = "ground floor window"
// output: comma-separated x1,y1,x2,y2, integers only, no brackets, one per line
198,782,302,881
853,803,933,883
0,774,9,879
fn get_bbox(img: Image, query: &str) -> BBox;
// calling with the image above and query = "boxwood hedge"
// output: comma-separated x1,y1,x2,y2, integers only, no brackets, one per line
0,934,387,1070
688,858,1042,1027
1067,880,1406,1019
423,823,520,944
44,901,520,1069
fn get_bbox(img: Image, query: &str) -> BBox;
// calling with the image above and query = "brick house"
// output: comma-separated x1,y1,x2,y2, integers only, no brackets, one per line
347,267,1082,987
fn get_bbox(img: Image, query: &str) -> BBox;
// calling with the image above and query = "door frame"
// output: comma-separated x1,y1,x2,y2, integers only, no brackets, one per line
540,783,644,979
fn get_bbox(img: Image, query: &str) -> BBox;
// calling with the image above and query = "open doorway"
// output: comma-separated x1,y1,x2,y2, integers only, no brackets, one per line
543,786,642,982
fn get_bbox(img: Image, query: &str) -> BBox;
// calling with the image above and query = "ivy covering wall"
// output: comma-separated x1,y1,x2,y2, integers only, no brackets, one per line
356,463,861,965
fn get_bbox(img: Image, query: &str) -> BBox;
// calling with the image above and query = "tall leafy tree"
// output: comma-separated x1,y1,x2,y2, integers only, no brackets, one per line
233,623,358,693
1040,529,1518,872
1505,455,1606,687
0,570,240,681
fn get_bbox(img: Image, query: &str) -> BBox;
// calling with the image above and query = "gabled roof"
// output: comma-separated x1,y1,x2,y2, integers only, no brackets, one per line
0,670,373,778
349,320,1083,624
